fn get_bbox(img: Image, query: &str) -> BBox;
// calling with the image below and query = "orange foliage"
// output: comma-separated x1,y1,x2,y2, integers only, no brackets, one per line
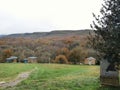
54,55,68,64
0,41,5,45
56,47,70,59
3,49,13,58
62,38,73,44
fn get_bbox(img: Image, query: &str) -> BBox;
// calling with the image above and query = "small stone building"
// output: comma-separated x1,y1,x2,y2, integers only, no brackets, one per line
6,56,18,63
84,57,96,65
27,57,37,63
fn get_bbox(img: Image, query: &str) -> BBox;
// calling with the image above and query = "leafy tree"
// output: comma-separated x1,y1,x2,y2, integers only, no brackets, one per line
56,47,70,59
69,42,79,50
2,49,13,62
69,46,87,64
89,0,120,63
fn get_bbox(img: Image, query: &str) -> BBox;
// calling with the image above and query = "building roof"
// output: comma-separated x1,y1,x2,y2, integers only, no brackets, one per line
86,57,96,61
6,56,18,60
28,57,37,59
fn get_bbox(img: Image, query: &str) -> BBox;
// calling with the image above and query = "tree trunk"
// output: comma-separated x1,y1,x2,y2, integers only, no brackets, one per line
100,59,119,86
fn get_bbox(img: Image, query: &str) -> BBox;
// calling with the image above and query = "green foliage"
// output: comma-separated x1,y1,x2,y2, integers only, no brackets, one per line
89,0,120,63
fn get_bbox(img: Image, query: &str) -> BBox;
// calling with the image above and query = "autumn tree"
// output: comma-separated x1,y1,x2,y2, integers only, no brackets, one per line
0,48,3,62
56,47,70,59
69,41,79,50
69,46,87,64
2,49,13,62
54,55,68,64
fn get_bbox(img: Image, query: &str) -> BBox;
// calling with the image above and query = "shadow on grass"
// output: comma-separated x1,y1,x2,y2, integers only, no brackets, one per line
97,86,120,90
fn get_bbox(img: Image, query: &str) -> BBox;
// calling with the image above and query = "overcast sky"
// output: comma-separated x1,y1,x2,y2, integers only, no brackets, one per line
0,0,103,34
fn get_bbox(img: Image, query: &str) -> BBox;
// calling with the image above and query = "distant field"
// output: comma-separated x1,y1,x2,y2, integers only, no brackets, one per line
0,64,119,90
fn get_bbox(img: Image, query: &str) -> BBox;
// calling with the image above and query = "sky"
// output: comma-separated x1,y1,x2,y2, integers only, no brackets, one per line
0,0,103,34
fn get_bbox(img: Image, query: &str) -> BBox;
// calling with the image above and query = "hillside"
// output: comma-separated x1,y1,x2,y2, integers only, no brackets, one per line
2,29,93,38
0,29,97,64
0,35,6,38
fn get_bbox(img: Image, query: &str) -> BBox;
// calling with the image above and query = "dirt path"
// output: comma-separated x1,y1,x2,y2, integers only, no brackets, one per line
0,67,37,88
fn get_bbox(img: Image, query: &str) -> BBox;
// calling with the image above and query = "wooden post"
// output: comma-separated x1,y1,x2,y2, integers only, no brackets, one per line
100,59,119,86
49,58,50,64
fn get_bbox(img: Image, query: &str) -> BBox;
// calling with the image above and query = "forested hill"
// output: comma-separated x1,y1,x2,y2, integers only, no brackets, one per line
0,29,96,63
2,29,92,38
0,35,6,38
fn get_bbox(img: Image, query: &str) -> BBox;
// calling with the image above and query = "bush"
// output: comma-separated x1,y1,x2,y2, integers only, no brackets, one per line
54,55,68,64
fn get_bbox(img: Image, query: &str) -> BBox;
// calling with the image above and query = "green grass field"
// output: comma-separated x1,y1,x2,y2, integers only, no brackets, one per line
0,64,119,90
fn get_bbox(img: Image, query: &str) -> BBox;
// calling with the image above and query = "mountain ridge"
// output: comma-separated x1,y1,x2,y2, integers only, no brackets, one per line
1,29,93,38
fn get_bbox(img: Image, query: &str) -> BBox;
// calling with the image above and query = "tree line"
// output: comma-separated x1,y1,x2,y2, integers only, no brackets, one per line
0,35,97,64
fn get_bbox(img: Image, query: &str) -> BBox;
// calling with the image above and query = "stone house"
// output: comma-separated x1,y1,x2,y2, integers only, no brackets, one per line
6,56,18,63
84,57,96,65
27,57,37,63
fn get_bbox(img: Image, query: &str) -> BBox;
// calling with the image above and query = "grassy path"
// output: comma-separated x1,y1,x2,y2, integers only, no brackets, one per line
1,64,100,90
0,70,32,88
0,63,37,82
0,64,119,90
